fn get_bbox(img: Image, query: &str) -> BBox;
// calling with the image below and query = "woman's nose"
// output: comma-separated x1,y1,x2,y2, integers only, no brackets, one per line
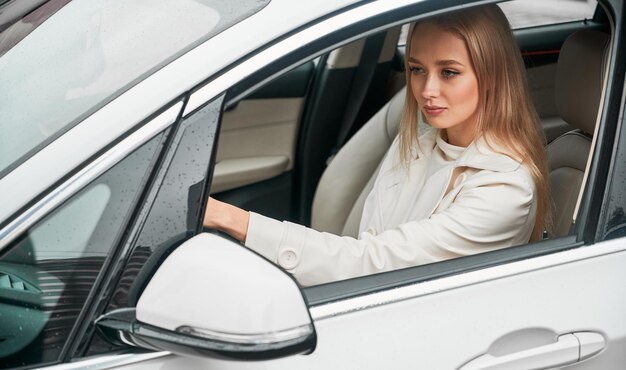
420,74,439,99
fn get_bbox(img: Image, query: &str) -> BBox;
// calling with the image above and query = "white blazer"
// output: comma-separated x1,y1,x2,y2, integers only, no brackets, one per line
244,128,536,286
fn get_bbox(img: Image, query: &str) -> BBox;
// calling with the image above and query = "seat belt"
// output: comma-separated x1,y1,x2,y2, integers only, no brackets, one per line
326,32,387,165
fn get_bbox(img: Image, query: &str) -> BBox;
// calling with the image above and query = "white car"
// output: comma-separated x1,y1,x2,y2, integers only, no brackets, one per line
0,0,625,369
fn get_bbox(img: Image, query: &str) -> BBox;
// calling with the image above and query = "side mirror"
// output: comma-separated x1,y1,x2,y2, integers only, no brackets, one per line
96,233,316,360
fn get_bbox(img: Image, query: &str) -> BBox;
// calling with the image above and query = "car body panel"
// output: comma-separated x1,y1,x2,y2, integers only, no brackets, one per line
55,237,626,369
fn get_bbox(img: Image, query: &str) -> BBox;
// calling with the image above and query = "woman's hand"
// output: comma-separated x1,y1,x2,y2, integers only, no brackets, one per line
203,197,250,243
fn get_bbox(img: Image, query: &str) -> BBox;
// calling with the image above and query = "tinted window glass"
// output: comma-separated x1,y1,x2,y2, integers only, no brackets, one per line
0,0,269,178
602,117,626,240
0,132,164,369
84,96,223,356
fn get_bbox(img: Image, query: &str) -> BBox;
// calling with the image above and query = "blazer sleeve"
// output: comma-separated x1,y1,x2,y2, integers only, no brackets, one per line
243,171,535,286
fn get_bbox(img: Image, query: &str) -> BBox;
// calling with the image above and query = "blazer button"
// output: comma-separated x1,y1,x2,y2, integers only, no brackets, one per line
278,248,299,269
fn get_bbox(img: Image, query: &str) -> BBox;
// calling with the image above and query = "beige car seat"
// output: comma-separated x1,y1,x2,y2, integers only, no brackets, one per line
311,28,610,239
311,88,405,237
549,29,610,236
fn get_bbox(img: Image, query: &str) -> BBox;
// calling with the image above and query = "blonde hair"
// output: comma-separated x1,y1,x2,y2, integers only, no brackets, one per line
400,4,551,241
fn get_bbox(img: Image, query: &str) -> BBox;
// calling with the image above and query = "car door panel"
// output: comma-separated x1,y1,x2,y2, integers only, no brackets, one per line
212,97,303,193
289,241,624,370
211,155,290,194
211,62,313,221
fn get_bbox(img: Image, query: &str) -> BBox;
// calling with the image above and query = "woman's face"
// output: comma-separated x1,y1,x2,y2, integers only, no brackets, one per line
408,22,479,147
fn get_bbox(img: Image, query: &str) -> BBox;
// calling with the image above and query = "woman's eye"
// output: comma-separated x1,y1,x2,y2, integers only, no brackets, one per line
441,69,459,79
410,66,424,75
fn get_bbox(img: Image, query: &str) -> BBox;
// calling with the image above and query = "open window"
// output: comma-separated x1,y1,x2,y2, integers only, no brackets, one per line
204,0,613,291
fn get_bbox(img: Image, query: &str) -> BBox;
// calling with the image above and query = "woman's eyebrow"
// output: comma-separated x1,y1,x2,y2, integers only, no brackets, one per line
407,57,464,67
437,59,464,67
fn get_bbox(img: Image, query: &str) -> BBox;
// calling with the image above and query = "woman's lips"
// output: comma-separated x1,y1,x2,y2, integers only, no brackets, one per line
423,105,446,116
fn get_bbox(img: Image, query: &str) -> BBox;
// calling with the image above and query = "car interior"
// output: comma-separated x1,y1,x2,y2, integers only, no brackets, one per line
211,3,611,242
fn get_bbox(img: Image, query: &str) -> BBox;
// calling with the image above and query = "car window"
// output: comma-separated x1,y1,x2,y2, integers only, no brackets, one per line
499,0,596,29
185,0,613,292
398,0,597,45
0,132,164,369
82,95,223,357
601,114,626,240
0,0,269,180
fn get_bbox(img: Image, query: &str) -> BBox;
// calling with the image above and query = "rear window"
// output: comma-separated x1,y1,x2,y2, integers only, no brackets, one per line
0,0,269,179
398,0,597,45
499,0,596,29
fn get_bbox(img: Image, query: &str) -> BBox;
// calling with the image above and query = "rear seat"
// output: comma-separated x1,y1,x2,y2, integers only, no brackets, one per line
548,29,610,236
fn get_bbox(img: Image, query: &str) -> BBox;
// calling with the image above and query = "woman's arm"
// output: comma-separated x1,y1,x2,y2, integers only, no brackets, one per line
203,197,250,243
243,171,535,286
203,169,534,287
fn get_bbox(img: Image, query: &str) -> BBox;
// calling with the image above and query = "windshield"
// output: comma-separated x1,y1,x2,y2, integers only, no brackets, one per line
0,0,269,178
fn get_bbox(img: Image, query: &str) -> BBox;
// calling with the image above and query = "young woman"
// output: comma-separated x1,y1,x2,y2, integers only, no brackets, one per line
204,4,551,286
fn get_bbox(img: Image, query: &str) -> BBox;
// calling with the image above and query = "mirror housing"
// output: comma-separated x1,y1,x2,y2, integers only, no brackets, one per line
97,233,316,360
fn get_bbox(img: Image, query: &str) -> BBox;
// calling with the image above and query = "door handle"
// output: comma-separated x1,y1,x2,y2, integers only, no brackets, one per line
460,332,605,370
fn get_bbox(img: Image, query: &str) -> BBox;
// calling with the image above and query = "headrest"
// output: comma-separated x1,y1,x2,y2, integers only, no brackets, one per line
555,29,610,134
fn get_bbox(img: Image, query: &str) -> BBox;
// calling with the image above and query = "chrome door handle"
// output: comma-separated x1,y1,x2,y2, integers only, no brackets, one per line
459,332,605,370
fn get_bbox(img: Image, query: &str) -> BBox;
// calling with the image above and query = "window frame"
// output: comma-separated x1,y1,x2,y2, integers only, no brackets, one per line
73,94,226,360
592,0,626,243
572,0,624,246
